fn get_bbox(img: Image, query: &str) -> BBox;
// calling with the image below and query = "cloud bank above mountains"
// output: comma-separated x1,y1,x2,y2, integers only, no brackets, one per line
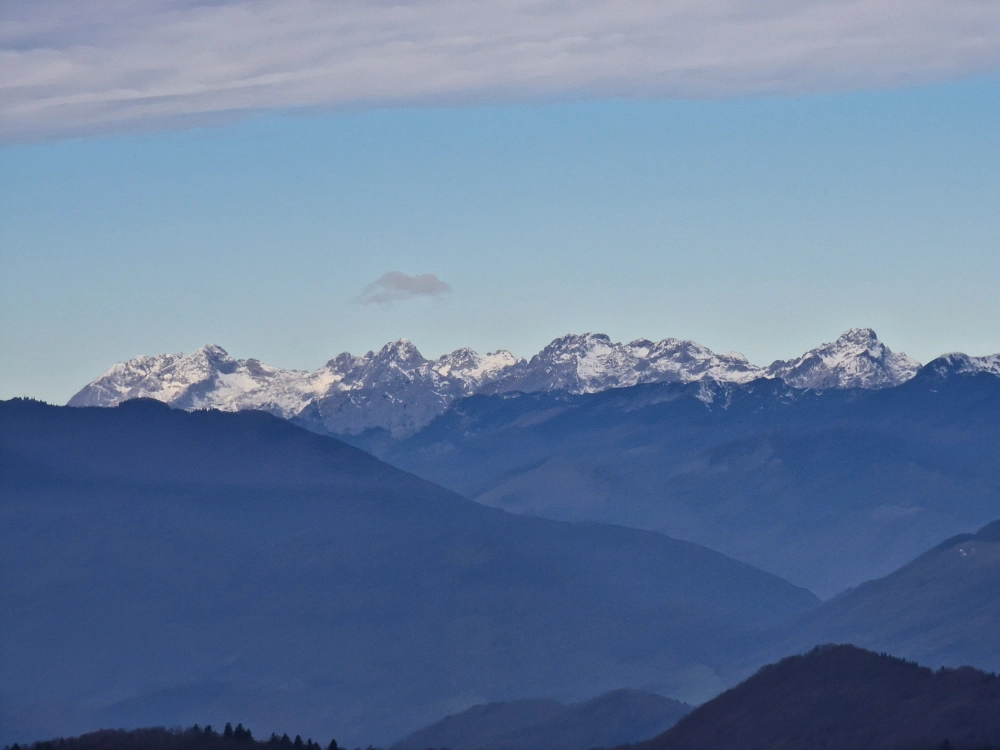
3,0,999,142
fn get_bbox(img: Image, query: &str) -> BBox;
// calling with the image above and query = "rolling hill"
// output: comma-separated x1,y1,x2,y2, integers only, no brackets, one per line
0,399,816,747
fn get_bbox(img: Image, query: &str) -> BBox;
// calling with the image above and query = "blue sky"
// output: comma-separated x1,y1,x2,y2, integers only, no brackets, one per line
1,1,999,402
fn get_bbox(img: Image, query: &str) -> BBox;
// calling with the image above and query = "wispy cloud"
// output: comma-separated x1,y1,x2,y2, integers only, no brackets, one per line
354,272,453,305
2,0,998,143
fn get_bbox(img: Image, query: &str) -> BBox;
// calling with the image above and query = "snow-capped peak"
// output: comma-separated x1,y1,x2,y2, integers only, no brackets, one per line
766,328,921,390
68,328,944,436
484,332,764,395
376,338,423,362
433,348,521,384
67,352,185,407
192,343,232,359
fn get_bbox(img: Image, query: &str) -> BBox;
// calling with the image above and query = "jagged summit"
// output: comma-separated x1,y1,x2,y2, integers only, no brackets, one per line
68,329,948,436
485,332,764,395
766,328,921,390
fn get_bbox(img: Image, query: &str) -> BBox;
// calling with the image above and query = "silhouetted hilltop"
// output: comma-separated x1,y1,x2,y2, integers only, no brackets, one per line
644,645,1000,750
392,689,690,750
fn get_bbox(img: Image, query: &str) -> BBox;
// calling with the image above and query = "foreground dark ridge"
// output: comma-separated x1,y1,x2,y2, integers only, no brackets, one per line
642,645,1000,750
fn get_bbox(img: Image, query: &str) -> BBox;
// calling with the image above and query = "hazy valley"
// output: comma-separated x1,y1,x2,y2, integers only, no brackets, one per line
5,329,1000,749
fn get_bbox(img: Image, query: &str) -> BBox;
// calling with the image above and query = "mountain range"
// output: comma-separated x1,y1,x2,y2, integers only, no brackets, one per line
0,398,816,747
367,352,1000,597
68,329,924,436
8,342,1000,748
65,331,1000,597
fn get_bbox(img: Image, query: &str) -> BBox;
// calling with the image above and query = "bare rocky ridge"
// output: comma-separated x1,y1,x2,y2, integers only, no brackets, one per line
69,329,922,436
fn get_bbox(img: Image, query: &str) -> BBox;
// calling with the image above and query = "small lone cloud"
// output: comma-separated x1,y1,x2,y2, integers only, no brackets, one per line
354,271,453,305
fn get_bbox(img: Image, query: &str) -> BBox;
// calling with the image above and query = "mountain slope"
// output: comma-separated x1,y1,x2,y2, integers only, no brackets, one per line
373,357,1000,597
757,518,1000,675
0,399,816,747
392,690,690,750
67,330,918,437
644,645,1000,750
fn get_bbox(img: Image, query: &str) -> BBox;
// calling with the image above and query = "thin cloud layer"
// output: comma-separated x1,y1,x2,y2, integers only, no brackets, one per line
2,0,999,142
354,272,453,305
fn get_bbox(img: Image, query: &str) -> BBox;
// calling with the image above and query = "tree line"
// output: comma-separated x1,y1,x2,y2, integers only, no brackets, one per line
3,724,356,750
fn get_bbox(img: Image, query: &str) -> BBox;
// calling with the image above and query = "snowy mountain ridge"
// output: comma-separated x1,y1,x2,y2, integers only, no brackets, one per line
765,327,921,389
922,352,1000,379
479,332,765,395
69,329,973,436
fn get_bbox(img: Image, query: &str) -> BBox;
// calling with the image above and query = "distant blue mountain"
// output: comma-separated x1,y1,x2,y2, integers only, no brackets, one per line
754,517,1000,676
364,355,1000,597
0,399,816,748
391,689,691,750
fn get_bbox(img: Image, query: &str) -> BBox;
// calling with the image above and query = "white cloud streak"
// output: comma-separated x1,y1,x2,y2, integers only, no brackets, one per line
2,0,999,142
354,271,453,305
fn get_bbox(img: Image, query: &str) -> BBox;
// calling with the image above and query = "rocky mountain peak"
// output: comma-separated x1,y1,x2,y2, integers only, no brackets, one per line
375,338,425,365
184,343,239,373
531,332,613,363
325,351,360,372
191,343,232,360
767,328,921,390
837,326,878,344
